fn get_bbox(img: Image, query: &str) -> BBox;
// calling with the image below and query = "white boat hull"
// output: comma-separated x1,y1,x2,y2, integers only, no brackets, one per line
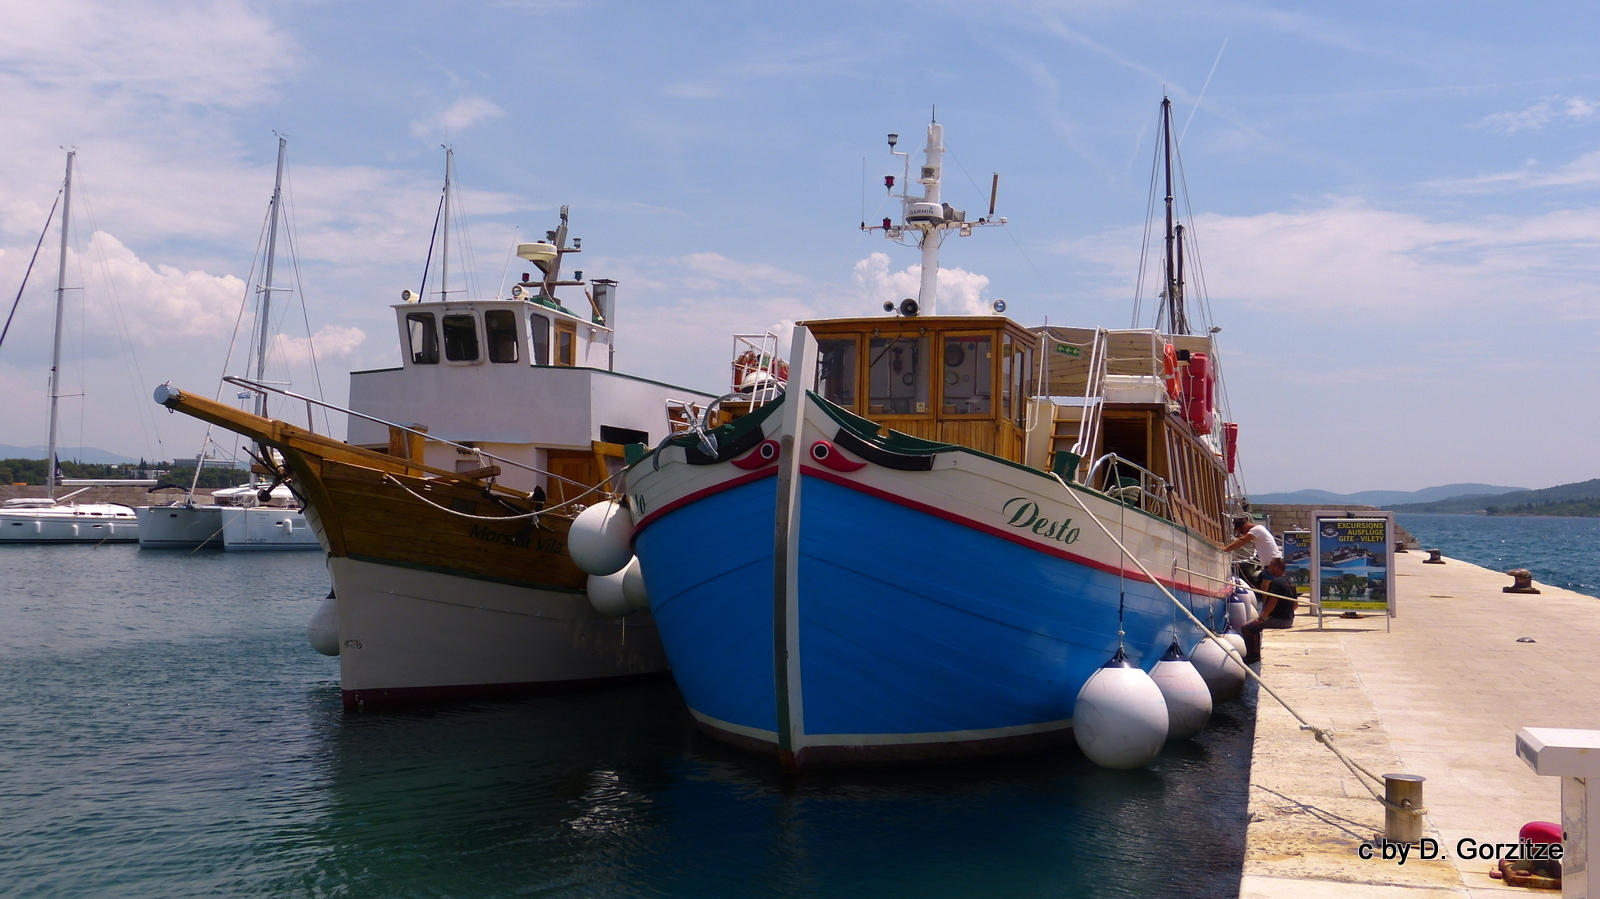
135,505,224,549
219,506,321,551
328,556,669,709
0,504,139,543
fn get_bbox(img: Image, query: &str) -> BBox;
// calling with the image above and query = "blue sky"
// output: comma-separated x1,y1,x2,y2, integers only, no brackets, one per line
2,0,1598,494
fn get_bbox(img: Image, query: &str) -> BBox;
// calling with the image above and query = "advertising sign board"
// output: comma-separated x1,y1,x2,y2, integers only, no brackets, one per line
1309,511,1395,631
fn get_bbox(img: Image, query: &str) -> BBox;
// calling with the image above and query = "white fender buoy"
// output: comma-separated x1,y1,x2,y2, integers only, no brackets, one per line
1150,641,1212,740
621,557,650,612
1073,649,1169,769
1226,593,1250,630
1233,578,1260,618
1190,635,1247,703
569,500,633,575
586,569,632,617
308,591,339,656
1219,627,1248,659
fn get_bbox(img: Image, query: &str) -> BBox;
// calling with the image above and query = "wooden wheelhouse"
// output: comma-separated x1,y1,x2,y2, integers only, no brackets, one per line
801,315,1231,546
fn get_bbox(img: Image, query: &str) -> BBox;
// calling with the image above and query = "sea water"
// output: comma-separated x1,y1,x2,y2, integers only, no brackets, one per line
0,544,1254,898
1398,513,1600,598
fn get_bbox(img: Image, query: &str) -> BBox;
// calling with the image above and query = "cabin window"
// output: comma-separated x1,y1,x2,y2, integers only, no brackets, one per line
442,314,480,362
1000,334,1035,426
817,338,858,408
406,312,439,365
529,313,550,365
485,310,519,363
941,335,992,415
554,320,576,366
868,335,930,415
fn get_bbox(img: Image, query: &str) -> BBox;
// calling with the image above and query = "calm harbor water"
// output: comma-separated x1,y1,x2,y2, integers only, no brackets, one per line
1,544,1254,898
1397,513,1600,599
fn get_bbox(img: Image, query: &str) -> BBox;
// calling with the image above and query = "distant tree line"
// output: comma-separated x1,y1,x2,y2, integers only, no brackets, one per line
1,459,250,488
1389,477,1600,516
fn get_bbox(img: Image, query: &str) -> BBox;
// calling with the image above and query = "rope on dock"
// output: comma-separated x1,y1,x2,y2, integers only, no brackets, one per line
1049,473,1426,818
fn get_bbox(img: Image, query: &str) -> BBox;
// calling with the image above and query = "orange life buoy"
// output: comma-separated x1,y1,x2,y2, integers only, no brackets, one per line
1162,343,1180,399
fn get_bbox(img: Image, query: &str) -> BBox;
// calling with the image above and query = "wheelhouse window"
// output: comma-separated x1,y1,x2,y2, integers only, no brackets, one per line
1001,334,1035,426
554,320,576,367
442,313,480,362
941,335,992,415
817,338,858,408
485,309,519,363
529,313,550,365
868,335,930,415
406,312,439,365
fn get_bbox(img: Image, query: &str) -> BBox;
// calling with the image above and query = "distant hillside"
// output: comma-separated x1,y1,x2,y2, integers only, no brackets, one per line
1389,478,1600,516
1250,483,1526,506
0,444,141,464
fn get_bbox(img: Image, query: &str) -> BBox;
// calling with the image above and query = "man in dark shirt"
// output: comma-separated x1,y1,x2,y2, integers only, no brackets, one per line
1241,557,1296,664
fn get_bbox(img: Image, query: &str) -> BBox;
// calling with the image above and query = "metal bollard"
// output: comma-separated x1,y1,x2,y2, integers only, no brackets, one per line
1503,568,1541,594
1423,549,1445,564
1384,773,1426,844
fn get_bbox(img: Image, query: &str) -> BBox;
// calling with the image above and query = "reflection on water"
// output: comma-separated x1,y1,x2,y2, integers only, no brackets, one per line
0,545,1254,898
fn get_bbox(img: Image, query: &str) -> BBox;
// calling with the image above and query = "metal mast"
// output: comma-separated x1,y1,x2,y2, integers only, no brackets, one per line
45,151,74,501
254,136,287,420
439,148,453,299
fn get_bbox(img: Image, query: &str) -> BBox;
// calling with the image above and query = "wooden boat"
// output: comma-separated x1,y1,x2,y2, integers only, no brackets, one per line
155,182,714,708
622,108,1243,769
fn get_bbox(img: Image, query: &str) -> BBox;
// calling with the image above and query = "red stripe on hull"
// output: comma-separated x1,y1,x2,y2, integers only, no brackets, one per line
799,464,1226,598
631,465,777,536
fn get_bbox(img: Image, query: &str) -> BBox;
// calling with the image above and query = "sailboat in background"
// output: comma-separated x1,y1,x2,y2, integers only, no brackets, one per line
136,137,319,551
1,151,146,544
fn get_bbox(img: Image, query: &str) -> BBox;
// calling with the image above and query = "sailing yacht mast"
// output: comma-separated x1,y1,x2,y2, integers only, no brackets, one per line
439,148,452,299
254,137,287,419
1160,97,1189,336
45,151,74,502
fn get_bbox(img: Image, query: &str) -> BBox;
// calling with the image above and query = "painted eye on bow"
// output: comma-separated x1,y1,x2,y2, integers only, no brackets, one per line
730,439,782,470
808,440,866,472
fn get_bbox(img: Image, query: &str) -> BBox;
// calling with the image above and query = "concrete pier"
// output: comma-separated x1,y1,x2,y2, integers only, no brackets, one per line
1240,550,1600,897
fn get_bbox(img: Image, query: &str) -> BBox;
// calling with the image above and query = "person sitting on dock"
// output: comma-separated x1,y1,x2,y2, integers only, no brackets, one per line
1223,516,1282,586
1241,558,1296,664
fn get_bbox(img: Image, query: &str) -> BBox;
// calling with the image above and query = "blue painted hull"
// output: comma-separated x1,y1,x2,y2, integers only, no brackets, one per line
635,469,1220,764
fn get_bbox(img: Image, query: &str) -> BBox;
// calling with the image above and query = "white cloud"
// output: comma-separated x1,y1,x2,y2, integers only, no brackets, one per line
410,97,508,139
1063,199,1600,321
270,325,366,366
852,252,992,315
1478,95,1600,134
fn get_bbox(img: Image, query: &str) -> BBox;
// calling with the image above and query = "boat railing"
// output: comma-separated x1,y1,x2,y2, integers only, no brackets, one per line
224,376,610,503
1071,329,1109,465
728,332,788,408
1085,452,1171,519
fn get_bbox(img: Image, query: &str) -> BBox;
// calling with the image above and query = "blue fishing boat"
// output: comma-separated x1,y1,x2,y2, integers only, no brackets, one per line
622,106,1245,769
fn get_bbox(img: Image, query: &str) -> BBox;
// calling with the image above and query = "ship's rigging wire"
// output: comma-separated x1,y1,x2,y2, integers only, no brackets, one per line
0,192,59,352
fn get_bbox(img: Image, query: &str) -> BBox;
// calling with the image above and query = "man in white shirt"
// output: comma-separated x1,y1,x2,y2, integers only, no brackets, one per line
1223,516,1281,585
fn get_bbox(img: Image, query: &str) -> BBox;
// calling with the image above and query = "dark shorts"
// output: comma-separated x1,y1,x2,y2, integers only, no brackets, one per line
1261,617,1293,629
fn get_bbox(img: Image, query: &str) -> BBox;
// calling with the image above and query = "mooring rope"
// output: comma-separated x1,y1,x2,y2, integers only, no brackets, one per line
378,470,619,523
1049,472,1424,817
